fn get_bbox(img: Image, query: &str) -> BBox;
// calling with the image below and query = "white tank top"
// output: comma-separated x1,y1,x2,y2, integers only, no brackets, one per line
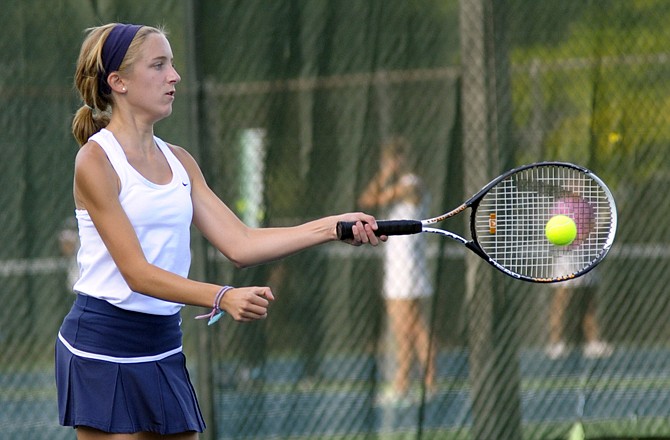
73,129,193,315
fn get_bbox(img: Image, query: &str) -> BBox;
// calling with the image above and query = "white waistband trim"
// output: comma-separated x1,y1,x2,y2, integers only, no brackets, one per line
58,332,183,364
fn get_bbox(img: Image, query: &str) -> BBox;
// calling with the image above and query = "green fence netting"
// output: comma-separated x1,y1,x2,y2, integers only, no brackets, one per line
2,1,670,439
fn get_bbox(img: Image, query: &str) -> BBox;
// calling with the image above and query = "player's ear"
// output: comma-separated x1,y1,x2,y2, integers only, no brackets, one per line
107,72,127,94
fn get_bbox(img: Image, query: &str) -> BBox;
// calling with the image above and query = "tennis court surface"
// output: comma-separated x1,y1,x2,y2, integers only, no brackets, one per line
5,346,670,439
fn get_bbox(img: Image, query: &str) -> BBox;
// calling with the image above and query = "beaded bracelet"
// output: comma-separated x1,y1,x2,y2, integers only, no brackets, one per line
195,286,232,326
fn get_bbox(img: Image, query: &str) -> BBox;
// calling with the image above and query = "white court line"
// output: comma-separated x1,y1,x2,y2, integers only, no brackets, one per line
0,257,72,277
0,244,660,278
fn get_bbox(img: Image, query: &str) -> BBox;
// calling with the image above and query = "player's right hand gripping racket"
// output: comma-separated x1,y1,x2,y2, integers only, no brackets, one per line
338,161,617,283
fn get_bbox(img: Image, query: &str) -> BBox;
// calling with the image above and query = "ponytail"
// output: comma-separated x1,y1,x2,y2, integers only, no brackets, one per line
72,105,110,146
71,24,116,146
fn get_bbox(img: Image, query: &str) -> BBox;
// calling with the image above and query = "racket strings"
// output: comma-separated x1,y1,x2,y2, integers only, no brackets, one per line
475,165,616,281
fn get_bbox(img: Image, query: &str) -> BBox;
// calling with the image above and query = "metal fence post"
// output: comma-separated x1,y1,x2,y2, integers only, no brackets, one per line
459,0,522,438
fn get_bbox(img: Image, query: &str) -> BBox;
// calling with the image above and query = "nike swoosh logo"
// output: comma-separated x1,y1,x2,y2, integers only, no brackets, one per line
182,182,189,186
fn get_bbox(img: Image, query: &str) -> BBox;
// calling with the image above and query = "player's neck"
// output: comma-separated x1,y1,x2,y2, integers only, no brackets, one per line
106,120,156,156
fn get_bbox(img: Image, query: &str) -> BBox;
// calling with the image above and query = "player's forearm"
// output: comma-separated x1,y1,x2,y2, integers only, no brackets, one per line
224,217,336,268
122,261,221,307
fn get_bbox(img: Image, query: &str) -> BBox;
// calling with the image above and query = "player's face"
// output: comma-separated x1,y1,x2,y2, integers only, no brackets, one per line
124,33,181,122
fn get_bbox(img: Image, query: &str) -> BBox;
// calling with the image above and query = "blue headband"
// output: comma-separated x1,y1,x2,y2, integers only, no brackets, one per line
99,24,142,96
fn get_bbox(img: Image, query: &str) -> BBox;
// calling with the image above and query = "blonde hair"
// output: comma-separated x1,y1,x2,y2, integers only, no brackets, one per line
71,23,165,146
381,136,411,159
380,136,414,172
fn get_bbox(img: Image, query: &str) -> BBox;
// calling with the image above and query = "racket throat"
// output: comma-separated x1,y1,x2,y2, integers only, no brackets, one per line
464,240,488,260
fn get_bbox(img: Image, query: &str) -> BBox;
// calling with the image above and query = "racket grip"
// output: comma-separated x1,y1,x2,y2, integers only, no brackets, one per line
336,220,423,240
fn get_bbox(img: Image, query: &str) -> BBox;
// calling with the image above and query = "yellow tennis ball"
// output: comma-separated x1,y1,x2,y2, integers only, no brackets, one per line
545,214,577,246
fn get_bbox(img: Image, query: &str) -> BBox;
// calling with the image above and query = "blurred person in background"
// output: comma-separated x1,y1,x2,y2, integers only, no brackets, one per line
546,195,612,359
359,136,436,406
547,270,613,359
58,217,80,290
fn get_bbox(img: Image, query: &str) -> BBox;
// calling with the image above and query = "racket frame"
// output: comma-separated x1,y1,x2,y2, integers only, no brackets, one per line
339,161,617,283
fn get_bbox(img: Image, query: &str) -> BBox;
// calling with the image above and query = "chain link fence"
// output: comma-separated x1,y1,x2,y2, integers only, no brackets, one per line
2,0,670,439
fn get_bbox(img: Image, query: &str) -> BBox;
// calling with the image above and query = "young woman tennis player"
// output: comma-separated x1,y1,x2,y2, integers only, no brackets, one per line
57,23,382,439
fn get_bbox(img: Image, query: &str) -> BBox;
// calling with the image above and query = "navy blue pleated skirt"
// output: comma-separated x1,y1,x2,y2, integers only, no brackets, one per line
55,294,206,434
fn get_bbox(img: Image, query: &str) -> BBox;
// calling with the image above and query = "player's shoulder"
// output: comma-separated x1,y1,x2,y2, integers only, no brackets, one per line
165,142,201,174
73,140,119,196
75,140,111,171
165,142,191,160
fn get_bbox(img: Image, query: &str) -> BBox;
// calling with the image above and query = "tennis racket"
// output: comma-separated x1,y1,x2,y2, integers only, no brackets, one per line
338,161,617,283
